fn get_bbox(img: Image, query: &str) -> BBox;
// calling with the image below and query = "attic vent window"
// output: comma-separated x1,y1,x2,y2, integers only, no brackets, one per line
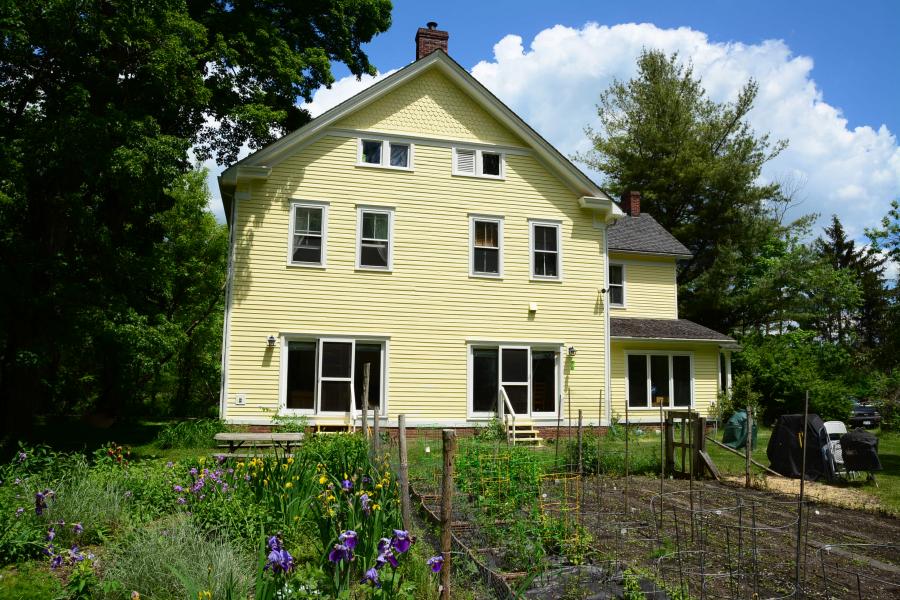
358,139,413,170
453,147,504,179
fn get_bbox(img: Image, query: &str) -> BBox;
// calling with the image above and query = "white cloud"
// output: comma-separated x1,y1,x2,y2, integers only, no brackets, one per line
470,23,900,241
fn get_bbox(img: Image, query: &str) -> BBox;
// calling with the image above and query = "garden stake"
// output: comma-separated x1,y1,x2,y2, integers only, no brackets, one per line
362,363,370,441
440,429,456,600
577,409,583,475
398,414,411,531
795,390,809,598
373,397,381,459
745,405,752,488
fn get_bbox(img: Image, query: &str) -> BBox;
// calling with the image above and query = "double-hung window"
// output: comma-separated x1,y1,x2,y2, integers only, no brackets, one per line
608,264,625,306
626,353,693,408
453,147,504,178
530,220,561,280
359,139,412,170
285,337,385,414
470,216,503,277
289,202,327,266
357,207,394,270
470,345,559,417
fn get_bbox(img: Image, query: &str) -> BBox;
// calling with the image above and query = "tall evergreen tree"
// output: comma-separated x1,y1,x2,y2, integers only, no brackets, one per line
579,50,789,332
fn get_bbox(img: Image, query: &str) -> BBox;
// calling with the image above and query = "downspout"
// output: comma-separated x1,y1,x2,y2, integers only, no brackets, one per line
603,222,612,427
218,189,239,421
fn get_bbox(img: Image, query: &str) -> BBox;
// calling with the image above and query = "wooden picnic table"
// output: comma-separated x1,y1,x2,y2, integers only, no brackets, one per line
214,432,304,454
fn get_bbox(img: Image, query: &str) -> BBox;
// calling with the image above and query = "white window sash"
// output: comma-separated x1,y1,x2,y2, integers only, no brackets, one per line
358,138,413,170
609,264,626,306
356,207,394,270
529,220,562,280
469,216,504,277
288,201,328,267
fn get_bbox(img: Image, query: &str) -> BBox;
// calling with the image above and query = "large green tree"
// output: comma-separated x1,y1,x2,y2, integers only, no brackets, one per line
579,50,789,331
0,0,392,433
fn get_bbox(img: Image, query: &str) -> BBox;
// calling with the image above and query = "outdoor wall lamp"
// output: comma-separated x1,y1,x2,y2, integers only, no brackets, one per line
568,346,577,357
266,335,277,348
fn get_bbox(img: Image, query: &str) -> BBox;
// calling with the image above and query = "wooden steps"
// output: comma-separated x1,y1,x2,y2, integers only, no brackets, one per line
506,424,544,446
314,424,352,435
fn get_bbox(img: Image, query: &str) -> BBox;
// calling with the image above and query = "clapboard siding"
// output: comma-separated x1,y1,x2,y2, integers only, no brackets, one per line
608,253,678,319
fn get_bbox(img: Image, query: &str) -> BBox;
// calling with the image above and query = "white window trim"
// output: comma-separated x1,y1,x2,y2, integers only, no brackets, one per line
469,215,504,278
279,334,389,417
466,342,563,420
452,147,505,179
357,138,414,171
609,263,626,308
528,219,563,281
624,351,694,410
356,206,395,271
287,200,329,268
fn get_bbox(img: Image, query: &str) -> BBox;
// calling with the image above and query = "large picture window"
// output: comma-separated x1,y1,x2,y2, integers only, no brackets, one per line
289,202,328,266
284,337,385,414
626,352,693,408
470,345,559,417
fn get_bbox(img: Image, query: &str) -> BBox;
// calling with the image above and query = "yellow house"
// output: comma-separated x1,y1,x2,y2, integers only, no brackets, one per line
217,24,737,436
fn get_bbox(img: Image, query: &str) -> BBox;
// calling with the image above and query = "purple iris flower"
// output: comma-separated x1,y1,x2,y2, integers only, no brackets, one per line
391,530,412,554
49,554,63,569
173,485,184,492
69,545,84,562
46,527,56,542
267,535,282,551
376,538,398,569
189,467,198,476
15,508,24,518
73,522,83,535
359,493,371,514
362,475,372,484
18,451,26,462
216,454,226,464
328,543,352,563
34,489,52,515
265,548,294,574
341,479,352,491
339,530,358,550
427,555,444,573
361,567,381,588
177,496,186,505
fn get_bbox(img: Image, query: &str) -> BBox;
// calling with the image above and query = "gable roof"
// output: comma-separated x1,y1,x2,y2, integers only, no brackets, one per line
610,317,736,344
218,50,621,221
607,214,692,258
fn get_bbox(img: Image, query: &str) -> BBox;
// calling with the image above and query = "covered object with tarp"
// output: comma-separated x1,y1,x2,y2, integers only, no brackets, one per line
722,409,758,450
840,428,882,472
767,414,835,481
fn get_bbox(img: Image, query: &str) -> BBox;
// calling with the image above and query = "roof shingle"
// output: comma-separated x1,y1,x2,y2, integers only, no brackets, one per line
610,317,735,343
607,214,692,257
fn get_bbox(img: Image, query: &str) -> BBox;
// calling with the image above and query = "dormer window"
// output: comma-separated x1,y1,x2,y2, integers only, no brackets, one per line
358,139,412,170
453,147,504,179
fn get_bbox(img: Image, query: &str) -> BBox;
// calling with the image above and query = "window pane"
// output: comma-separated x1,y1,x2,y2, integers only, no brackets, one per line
609,285,624,305
628,355,647,407
287,342,316,409
531,351,556,413
354,344,382,409
475,220,498,247
482,152,501,176
362,140,381,164
473,348,498,412
389,143,409,167
609,265,623,285
534,225,558,251
650,355,670,407
503,384,528,414
293,235,321,263
534,251,558,277
295,207,322,234
321,342,352,378
501,348,528,383
474,248,499,274
363,212,389,240
673,356,691,406
321,381,352,412
361,241,389,267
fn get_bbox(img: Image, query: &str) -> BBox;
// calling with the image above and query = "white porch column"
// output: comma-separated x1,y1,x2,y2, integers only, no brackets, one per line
725,350,733,392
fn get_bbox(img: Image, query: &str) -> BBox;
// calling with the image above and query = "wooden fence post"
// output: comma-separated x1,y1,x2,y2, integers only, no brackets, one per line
398,414,411,531
745,406,753,488
361,363,370,441
440,429,456,600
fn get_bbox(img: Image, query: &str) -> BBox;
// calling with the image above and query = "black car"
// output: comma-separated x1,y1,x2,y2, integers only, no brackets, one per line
849,403,881,429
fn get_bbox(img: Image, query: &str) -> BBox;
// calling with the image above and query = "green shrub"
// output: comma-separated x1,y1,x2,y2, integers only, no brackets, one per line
154,419,228,449
98,513,253,599
871,371,900,431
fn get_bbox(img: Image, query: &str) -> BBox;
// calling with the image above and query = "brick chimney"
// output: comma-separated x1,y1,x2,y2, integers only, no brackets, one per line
415,21,449,60
619,191,641,216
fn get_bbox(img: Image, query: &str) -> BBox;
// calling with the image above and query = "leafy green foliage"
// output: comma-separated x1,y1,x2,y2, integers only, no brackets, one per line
0,562,65,599
154,418,229,449
567,434,661,477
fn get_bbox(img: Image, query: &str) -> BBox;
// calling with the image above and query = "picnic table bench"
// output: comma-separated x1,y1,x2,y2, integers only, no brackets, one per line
214,432,304,454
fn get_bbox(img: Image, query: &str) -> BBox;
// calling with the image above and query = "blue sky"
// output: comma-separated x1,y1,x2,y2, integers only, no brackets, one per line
206,0,900,252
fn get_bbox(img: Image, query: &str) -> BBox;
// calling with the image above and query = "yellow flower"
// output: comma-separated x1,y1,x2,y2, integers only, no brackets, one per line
292,475,299,481
199,457,205,465
372,503,381,511
236,462,244,469
198,592,212,600
287,456,294,465
131,593,140,600
328,509,336,517
319,475,327,485
263,479,268,486
376,483,383,490
282,463,288,471
285,482,293,489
